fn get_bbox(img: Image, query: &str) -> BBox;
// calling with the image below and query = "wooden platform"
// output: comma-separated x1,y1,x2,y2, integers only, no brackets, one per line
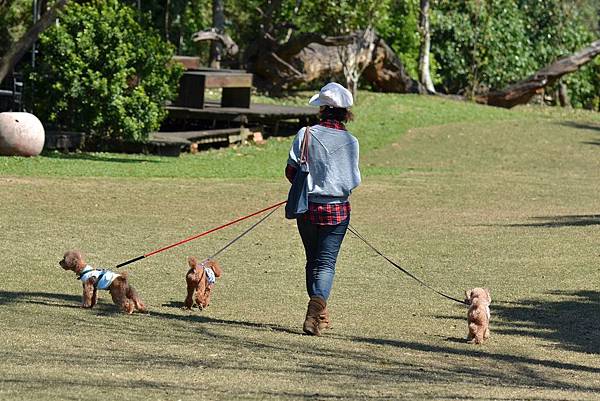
45,127,254,155
167,61,317,136
44,131,185,156
166,101,318,126
150,127,252,146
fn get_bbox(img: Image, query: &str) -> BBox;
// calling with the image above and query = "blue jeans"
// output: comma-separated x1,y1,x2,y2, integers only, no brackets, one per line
297,216,350,301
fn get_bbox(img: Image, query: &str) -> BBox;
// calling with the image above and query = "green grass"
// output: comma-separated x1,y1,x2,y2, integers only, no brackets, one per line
0,92,542,179
1,93,599,400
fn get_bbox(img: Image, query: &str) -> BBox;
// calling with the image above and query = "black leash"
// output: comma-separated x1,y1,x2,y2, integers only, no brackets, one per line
204,204,281,261
115,200,286,268
348,224,468,306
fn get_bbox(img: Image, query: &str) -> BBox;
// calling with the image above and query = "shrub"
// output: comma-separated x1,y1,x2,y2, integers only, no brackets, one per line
432,0,598,108
25,0,182,141
432,0,534,95
376,0,422,81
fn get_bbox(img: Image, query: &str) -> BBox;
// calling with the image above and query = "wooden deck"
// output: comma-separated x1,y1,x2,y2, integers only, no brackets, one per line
150,127,251,146
167,62,317,139
166,101,318,125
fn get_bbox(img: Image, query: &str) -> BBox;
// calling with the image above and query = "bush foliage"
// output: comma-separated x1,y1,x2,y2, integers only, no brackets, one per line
25,0,182,141
432,0,599,107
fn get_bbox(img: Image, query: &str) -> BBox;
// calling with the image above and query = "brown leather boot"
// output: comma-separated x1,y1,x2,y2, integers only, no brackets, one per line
303,296,326,336
318,307,331,331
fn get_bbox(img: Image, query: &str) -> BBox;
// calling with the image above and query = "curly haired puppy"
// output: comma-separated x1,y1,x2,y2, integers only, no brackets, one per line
184,256,222,310
465,287,491,344
59,250,146,314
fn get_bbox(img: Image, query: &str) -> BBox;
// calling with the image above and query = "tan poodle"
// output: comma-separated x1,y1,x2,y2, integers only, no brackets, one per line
59,250,146,314
184,256,222,310
465,287,491,344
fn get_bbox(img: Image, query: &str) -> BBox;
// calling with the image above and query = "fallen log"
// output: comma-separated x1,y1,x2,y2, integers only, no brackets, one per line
247,30,422,94
363,37,423,94
477,39,600,108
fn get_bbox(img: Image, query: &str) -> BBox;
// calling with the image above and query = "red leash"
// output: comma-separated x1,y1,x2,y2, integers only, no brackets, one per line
115,200,287,268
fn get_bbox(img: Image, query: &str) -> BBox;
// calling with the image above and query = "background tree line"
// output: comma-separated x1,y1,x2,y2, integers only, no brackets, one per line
119,0,599,109
0,0,598,141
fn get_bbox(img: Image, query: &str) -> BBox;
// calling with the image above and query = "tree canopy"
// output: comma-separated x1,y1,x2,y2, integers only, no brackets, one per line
0,0,598,140
123,0,599,109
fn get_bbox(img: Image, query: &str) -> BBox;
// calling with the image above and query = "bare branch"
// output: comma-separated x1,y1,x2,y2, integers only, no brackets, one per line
191,28,239,56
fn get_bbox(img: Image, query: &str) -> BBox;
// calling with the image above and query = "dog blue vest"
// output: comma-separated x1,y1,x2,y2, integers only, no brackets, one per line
79,266,120,290
204,266,216,285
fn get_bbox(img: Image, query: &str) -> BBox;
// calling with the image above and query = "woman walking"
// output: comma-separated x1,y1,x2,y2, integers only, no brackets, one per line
285,82,361,336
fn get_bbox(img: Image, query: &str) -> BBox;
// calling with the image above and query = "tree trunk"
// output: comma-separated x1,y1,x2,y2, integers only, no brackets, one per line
418,0,435,93
164,0,170,41
477,39,600,108
210,0,225,69
339,27,377,100
0,0,69,85
558,81,569,107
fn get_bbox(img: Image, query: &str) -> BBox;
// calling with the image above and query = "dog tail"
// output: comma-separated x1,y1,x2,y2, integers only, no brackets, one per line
188,256,198,269
119,271,129,279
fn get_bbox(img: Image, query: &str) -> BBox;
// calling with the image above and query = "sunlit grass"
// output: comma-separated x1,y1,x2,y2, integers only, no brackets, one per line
1,95,599,400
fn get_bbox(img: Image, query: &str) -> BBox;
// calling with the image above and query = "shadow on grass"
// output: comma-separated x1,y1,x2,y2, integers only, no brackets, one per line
556,121,600,146
3,291,599,395
433,291,599,355
42,150,162,164
493,290,599,355
159,300,302,335
559,121,600,133
503,214,600,227
0,290,128,314
581,138,600,146
346,335,600,376
0,290,81,307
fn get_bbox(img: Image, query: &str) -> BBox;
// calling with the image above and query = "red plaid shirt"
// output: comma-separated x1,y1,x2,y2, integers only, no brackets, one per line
319,119,346,130
286,119,351,225
301,201,351,225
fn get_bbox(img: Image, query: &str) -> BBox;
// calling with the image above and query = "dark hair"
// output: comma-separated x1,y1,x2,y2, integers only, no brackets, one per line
319,106,354,122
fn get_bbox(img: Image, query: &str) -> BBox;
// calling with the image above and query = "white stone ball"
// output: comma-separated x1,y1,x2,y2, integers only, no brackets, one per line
0,112,45,156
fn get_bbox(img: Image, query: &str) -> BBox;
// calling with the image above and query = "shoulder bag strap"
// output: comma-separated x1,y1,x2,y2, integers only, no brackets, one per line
300,126,310,164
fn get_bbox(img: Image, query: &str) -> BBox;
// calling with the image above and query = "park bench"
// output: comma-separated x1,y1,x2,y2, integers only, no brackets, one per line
165,56,317,144
174,68,253,109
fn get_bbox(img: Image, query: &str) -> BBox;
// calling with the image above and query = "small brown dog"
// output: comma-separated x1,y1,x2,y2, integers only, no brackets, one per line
464,287,491,344
59,250,146,314
184,256,222,310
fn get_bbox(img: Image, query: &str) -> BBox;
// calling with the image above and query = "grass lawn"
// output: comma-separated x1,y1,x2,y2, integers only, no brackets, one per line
1,93,599,400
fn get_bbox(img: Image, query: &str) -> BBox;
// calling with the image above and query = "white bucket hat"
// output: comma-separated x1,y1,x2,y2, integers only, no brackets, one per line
308,82,353,108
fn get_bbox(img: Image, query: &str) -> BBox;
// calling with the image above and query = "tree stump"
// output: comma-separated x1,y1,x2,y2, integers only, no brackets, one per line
0,112,45,156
